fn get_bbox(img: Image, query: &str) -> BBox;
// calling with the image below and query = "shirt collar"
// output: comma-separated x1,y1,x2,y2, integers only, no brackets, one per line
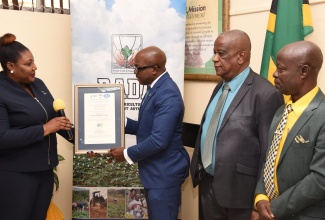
150,71,167,88
223,67,250,92
287,86,319,116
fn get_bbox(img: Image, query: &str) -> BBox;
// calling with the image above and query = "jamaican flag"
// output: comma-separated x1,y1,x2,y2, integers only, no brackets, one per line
260,0,313,83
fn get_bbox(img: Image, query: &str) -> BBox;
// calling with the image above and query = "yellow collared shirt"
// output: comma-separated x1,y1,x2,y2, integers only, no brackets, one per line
255,86,319,208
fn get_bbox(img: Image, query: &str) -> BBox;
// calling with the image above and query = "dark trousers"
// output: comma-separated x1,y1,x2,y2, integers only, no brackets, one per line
144,186,181,220
199,174,252,220
0,170,54,220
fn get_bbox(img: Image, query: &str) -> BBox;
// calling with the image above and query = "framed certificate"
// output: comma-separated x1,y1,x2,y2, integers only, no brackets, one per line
74,84,125,154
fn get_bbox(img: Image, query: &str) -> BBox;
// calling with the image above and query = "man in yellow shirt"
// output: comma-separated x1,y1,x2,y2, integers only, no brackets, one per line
254,41,325,220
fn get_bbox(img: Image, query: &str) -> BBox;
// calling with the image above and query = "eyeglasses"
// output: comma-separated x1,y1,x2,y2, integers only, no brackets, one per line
133,65,158,72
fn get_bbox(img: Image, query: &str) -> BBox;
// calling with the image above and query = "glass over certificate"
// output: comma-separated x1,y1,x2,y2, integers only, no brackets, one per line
84,93,116,144
74,84,124,154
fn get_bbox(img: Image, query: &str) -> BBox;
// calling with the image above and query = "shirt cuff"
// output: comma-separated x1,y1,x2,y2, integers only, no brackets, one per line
254,194,270,210
123,148,134,165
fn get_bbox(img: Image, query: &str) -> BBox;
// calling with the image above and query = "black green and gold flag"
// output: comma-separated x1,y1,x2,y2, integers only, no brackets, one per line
260,0,313,83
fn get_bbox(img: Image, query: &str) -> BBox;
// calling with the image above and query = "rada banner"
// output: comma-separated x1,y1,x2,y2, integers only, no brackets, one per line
70,0,186,219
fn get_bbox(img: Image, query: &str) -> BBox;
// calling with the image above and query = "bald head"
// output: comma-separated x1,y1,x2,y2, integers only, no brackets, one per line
274,41,323,101
280,41,323,77
212,29,251,81
136,46,167,72
133,46,167,85
219,29,251,58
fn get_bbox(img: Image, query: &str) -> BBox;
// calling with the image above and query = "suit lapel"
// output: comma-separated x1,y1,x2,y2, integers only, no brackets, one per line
269,107,285,139
278,91,324,163
138,72,170,122
219,70,254,131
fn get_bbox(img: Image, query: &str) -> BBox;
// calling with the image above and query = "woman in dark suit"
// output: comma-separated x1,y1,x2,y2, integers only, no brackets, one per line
0,33,73,220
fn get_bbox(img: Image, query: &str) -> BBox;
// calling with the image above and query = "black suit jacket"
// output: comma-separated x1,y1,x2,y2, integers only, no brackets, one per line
190,69,284,208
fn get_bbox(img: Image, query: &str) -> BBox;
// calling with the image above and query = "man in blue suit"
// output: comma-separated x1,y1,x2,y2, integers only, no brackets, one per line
254,41,325,220
110,46,190,220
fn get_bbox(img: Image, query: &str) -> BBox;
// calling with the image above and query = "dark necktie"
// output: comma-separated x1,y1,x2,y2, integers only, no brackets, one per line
142,85,151,104
202,84,230,170
264,104,293,200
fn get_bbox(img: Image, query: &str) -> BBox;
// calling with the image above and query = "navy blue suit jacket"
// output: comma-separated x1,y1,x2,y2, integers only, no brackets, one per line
0,73,73,172
126,72,190,189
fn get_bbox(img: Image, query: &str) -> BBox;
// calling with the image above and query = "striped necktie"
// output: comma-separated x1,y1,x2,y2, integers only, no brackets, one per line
264,104,293,200
201,84,230,171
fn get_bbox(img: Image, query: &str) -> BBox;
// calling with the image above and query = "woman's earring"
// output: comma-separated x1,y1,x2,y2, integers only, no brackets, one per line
10,70,14,74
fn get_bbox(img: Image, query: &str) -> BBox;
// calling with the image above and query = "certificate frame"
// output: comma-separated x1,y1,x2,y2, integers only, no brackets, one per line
74,84,125,154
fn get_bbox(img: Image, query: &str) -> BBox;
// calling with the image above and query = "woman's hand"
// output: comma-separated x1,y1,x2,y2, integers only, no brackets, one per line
43,117,73,136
